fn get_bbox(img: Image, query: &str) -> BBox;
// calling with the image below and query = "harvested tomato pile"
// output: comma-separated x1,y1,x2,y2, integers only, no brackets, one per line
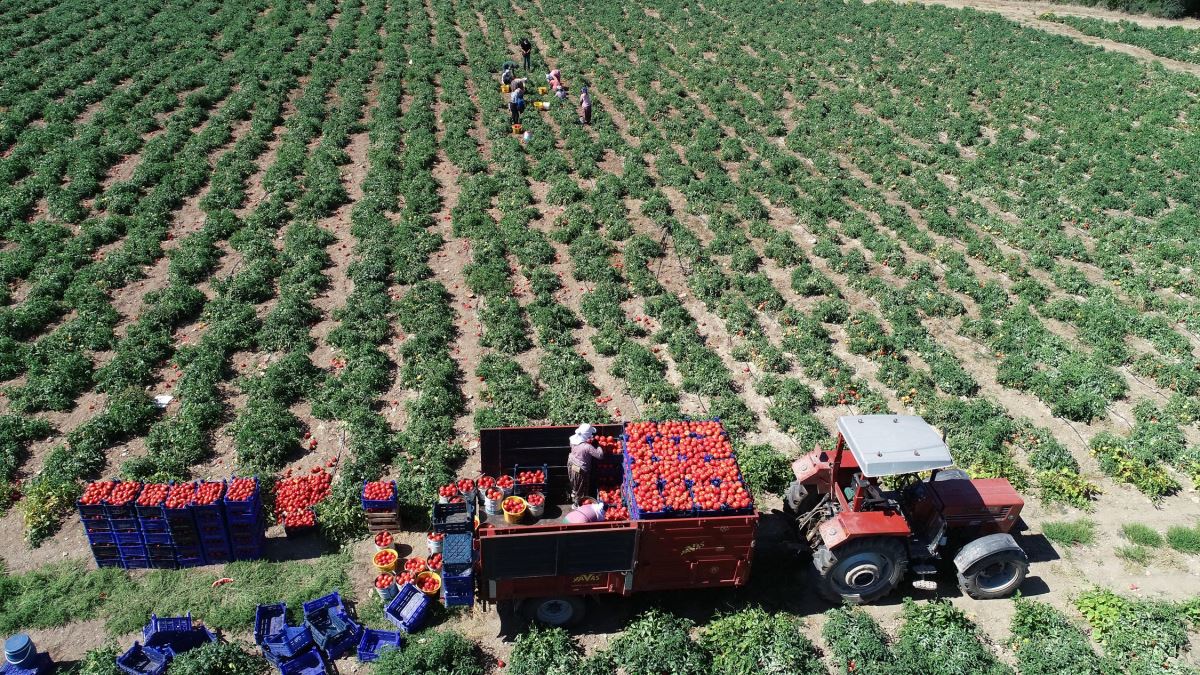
484,487,503,501
375,530,393,548
595,435,621,454
404,557,428,574
437,484,457,500
195,481,224,505
526,493,545,507
427,553,443,571
477,476,495,490
623,420,753,517
373,549,398,568
227,477,257,502
106,481,142,506
456,478,475,494
427,531,445,544
375,573,396,590
516,469,544,484
496,475,514,491
165,483,196,509
284,509,315,529
502,497,525,515
363,481,395,501
136,483,168,507
274,467,333,522
418,573,440,594
79,481,116,506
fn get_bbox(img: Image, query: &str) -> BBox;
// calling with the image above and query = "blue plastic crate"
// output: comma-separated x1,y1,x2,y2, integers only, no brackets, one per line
303,592,359,661
301,590,347,618
146,543,175,559
176,554,205,569
140,519,169,534
442,588,474,607
142,531,172,545
432,502,471,534
122,556,151,570
229,528,263,549
116,643,172,675
360,480,398,511
148,559,177,569
90,542,119,558
278,648,325,675
142,614,216,652
82,518,112,533
77,500,107,520
119,543,148,558
110,518,140,533
201,548,231,565
254,603,287,645
87,530,116,546
115,530,143,545
104,500,139,520
357,629,402,663
442,532,473,566
262,625,313,660
513,464,549,494
441,565,473,595
95,556,122,569
231,544,263,562
384,583,431,633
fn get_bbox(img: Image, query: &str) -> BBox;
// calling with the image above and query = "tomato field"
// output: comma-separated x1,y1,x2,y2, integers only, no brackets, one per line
2,0,1200,670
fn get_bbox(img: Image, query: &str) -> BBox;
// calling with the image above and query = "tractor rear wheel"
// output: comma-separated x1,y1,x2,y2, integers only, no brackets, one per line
812,537,907,605
957,548,1027,599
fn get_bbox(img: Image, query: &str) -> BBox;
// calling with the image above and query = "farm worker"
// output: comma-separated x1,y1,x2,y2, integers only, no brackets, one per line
578,85,592,125
501,63,515,86
520,37,532,70
509,87,526,125
547,69,567,98
568,423,603,506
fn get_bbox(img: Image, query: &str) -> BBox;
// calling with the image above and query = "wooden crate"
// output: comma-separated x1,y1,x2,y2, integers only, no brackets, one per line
366,506,401,534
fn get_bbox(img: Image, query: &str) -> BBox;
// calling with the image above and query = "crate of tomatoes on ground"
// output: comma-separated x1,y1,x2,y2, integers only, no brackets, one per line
362,479,401,534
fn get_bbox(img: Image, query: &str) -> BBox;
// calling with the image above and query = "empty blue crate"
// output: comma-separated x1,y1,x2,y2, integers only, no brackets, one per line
142,614,215,652
262,626,313,660
303,591,360,660
385,583,431,633
277,648,326,675
357,629,402,663
442,533,473,567
116,643,172,675
442,588,474,608
441,565,473,595
254,603,287,646
432,502,471,534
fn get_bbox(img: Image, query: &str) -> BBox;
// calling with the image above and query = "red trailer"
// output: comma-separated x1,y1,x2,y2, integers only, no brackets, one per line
475,424,758,626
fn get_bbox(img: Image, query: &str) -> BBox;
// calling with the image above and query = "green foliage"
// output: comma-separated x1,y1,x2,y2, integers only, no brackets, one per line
1075,588,1191,671
821,606,893,675
891,599,1011,675
373,630,485,675
1042,519,1096,547
0,562,133,633
1165,524,1200,554
1121,523,1164,548
699,607,824,675
508,626,582,675
735,443,792,496
606,609,709,675
167,642,267,675
1008,597,1102,675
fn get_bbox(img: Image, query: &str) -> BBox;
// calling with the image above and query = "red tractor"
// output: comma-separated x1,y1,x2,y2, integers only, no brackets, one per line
785,415,1028,604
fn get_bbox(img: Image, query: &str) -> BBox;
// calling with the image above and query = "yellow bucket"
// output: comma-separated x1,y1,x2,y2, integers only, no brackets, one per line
416,570,442,597
501,84,511,94
533,101,543,110
502,496,527,524
512,124,523,134
538,86,548,95
372,548,398,572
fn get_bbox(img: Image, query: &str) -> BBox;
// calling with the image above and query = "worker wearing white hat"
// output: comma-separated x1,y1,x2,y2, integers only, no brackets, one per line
568,423,602,506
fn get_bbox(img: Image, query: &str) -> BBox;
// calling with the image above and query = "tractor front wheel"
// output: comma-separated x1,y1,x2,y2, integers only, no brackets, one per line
813,537,907,605
957,549,1028,599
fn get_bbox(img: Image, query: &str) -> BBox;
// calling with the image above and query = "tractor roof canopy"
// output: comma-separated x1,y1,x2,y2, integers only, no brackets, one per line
837,415,954,478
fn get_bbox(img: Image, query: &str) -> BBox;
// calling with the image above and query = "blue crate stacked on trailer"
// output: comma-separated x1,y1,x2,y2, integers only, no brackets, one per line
223,476,264,561
194,481,232,564
441,532,475,607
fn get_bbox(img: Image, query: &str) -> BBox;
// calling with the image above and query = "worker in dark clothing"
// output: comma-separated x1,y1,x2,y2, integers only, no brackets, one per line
509,86,525,125
520,37,532,71
501,63,515,86
568,424,602,506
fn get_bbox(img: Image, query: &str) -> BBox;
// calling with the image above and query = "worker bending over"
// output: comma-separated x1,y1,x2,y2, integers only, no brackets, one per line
501,62,515,86
579,85,592,125
568,424,602,506
546,69,568,99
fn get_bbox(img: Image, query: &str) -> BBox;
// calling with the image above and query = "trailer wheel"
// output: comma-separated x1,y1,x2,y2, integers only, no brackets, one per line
523,596,586,627
813,537,906,605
